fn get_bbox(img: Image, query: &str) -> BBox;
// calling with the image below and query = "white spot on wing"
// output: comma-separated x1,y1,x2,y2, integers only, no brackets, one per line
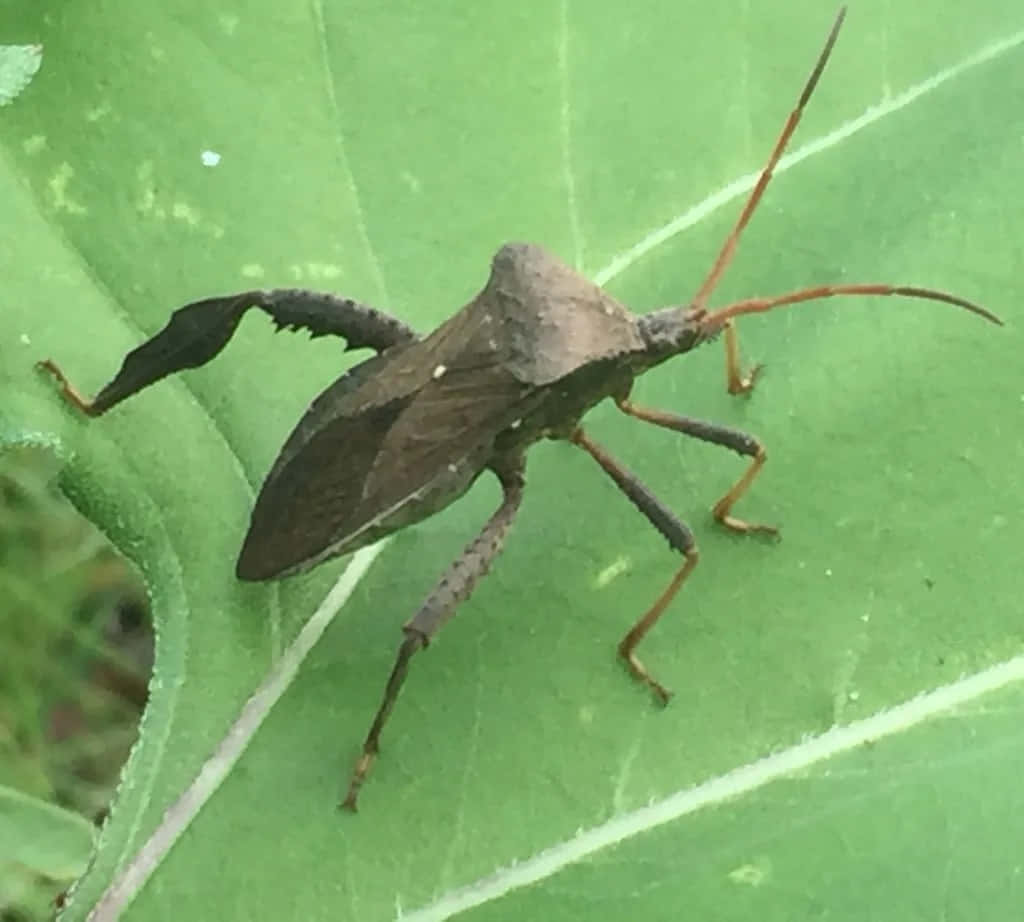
433,364,447,379
201,149,221,166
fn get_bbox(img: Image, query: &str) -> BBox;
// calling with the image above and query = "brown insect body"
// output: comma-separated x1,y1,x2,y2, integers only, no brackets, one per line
36,7,1001,809
238,242,702,580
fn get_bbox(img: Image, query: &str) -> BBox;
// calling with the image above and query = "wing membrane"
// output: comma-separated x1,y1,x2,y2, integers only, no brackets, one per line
237,299,536,580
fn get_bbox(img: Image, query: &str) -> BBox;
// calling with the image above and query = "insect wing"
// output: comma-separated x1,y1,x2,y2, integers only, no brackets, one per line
362,353,532,498
236,375,412,580
236,305,534,580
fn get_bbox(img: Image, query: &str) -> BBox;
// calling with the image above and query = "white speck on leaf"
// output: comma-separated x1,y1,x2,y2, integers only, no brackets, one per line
728,860,769,886
305,262,342,280
136,160,156,215
595,556,630,587
85,102,111,122
48,163,87,215
0,44,43,106
241,264,265,279
172,202,201,227
19,333,30,345
509,419,522,429
201,150,221,167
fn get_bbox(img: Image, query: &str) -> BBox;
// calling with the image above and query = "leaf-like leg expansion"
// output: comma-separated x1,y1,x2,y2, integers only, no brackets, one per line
37,289,418,416
342,459,525,811
570,428,698,704
617,398,776,536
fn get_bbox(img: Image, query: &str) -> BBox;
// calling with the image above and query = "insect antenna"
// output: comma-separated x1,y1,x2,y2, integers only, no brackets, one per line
702,283,1003,328
690,6,846,313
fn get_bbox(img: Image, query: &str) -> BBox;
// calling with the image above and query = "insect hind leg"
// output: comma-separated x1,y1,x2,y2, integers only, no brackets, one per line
37,289,417,416
341,459,525,810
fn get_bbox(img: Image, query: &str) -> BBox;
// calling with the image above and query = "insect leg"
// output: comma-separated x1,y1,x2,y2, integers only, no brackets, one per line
37,289,417,416
342,460,526,811
722,322,762,396
569,428,698,704
617,398,776,536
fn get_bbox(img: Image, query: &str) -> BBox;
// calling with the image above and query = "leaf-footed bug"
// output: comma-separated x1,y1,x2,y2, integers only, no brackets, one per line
38,6,1001,809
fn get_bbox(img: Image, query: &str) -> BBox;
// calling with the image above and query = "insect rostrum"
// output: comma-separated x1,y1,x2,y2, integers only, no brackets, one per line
37,7,1001,810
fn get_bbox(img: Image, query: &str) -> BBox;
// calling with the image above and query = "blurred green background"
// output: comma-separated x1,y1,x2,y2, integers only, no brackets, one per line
0,449,147,919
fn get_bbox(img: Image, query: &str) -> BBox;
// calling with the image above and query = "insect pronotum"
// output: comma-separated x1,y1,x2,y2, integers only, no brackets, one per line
38,6,1001,809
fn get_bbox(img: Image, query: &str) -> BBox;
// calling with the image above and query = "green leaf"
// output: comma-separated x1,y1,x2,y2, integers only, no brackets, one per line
2,1,1022,920
422,675,1024,921
0,785,95,879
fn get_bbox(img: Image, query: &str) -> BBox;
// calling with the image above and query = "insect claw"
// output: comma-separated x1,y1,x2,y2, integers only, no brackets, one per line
651,682,673,707
727,362,764,395
718,516,780,539
36,358,100,416
341,751,375,812
618,642,673,705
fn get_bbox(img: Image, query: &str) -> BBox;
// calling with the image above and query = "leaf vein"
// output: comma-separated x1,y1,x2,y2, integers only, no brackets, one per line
310,0,392,306
593,26,1024,288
